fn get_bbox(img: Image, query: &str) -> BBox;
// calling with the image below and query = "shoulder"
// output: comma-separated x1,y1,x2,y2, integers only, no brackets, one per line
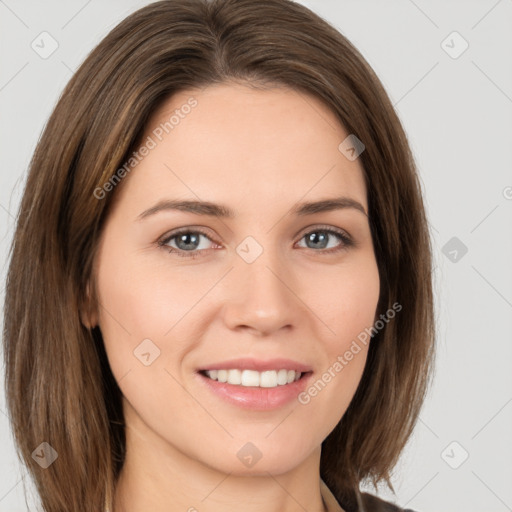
359,491,418,512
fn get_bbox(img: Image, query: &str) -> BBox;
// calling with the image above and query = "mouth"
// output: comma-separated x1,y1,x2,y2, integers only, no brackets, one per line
195,358,314,410
198,368,312,388
196,368,313,410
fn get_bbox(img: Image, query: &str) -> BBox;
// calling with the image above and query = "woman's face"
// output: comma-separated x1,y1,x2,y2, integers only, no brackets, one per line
90,82,380,476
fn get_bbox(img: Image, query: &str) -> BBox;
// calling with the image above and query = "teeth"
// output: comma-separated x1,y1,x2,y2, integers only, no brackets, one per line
277,369,288,385
204,369,303,388
227,369,242,385
242,370,260,387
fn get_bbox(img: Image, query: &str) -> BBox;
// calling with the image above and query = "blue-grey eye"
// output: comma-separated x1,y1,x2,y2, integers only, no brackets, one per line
164,230,212,251
298,230,348,250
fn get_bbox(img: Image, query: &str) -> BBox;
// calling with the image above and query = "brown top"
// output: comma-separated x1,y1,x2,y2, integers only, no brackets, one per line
320,479,418,512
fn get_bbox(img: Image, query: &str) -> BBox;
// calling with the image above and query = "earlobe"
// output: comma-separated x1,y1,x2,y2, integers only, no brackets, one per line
80,309,98,329
80,281,99,329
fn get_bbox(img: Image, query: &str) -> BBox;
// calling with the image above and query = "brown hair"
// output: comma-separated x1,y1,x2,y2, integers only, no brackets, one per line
3,0,435,510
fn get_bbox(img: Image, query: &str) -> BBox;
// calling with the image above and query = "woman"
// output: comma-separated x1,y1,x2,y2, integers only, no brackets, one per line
3,0,435,511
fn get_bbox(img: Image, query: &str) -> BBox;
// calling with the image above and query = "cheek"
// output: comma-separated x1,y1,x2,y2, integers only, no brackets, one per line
93,250,197,425
299,254,379,411
308,254,380,346
93,244,216,383
98,251,213,332
93,241,160,376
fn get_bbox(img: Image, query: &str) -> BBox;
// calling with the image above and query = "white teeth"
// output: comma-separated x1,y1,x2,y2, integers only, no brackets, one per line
260,371,276,388
204,369,303,388
241,370,260,387
277,369,288,385
227,369,242,385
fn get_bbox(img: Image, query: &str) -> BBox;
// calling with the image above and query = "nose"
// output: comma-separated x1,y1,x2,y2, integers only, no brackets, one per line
220,250,302,336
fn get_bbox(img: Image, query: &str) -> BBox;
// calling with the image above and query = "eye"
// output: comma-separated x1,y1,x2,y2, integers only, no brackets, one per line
158,228,218,259
296,226,353,253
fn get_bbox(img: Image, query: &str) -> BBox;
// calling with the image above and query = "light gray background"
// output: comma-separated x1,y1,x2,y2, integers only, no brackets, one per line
1,1,511,511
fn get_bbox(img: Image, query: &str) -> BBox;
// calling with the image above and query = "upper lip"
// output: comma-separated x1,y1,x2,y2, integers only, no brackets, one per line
198,358,313,373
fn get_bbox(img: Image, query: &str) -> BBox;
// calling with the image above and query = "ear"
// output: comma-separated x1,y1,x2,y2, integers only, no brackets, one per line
80,280,99,329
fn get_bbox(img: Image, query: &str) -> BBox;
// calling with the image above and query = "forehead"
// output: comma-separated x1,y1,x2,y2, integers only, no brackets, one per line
114,82,368,215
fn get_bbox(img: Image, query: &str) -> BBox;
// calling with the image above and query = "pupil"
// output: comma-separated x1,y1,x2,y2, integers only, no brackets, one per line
177,233,200,250
307,231,328,249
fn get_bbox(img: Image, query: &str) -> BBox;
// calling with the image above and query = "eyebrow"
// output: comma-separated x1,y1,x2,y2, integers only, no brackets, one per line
137,196,367,221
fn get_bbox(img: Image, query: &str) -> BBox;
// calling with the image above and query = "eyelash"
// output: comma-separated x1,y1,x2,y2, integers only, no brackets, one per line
157,225,354,259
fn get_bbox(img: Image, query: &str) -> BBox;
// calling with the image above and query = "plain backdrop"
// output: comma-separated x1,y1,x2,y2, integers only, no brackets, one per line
1,1,511,511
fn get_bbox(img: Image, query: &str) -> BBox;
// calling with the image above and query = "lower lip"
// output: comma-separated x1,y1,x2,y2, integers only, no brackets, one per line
197,372,313,411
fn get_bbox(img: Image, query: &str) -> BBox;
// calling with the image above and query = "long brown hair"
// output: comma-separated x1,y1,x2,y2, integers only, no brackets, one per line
3,0,435,510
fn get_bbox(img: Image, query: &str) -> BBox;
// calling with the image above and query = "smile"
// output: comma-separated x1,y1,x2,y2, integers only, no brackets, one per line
202,369,303,388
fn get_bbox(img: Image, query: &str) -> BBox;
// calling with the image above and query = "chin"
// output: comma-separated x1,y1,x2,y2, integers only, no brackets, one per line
195,438,316,477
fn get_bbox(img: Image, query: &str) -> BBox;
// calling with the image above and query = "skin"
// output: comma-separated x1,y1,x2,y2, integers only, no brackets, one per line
85,82,380,512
